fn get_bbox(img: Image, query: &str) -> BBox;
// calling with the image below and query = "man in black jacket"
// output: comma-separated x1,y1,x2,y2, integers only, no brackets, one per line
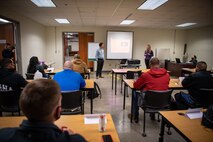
0,58,27,94
175,61,213,109
0,79,87,142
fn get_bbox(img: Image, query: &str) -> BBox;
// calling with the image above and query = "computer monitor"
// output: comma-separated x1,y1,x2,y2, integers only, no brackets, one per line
120,59,127,64
175,58,181,63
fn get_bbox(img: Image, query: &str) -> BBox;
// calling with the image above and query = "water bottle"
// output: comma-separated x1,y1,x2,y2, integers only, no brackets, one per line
99,114,106,132
34,70,43,80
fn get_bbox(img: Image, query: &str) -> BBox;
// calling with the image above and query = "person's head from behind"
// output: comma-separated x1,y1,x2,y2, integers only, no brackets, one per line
149,57,160,69
74,54,80,60
20,79,61,122
0,58,15,70
29,56,39,66
64,61,73,70
147,44,151,51
196,61,207,72
99,42,104,48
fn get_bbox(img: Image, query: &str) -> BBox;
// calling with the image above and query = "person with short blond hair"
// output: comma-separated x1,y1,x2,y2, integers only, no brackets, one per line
0,79,86,142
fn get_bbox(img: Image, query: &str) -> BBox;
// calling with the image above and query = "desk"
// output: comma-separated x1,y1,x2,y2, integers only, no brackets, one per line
0,114,120,142
111,68,149,95
119,64,141,69
27,79,95,114
123,79,183,122
159,110,213,142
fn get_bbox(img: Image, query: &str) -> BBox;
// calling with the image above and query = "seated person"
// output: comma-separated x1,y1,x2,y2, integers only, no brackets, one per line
175,61,213,109
53,61,86,91
72,54,89,74
0,58,27,95
133,57,170,123
189,55,197,66
0,79,86,142
27,56,48,78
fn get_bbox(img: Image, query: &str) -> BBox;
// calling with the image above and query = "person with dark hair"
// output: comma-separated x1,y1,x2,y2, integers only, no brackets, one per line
0,58,27,95
0,79,86,142
95,42,104,79
144,44,153,69
132,57,170,122
175,61,213,109
2,43,14,59
189,55,198,66
27,56,47,78
72,54,89,74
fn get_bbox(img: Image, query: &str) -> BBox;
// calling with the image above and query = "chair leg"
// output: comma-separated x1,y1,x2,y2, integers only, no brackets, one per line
142,111,146,137
167,124,172,135
158,113,161,122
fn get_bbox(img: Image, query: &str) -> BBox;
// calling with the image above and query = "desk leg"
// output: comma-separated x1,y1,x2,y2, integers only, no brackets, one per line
88,74,90,79
159,117,166,142
120,75,123,93
123,83,126,110
130,89,134,123
112,71,114,90
115,74,117,95
90,90,93,114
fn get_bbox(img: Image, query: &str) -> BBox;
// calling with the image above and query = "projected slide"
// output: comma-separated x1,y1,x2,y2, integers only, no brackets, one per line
107,31,133,59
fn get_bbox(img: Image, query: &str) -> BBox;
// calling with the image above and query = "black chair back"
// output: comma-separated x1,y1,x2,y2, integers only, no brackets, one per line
143,90,173,109
199,88,213,108
0,91,20,116
25,73,35,79
61,90,84,114
126,71,142,79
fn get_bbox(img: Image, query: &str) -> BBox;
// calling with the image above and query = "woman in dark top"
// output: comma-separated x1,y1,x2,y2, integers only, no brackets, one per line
27,56,46,77
144,44,153,69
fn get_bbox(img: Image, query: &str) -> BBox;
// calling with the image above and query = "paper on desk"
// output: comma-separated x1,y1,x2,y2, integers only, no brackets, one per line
47,67,54,72
84,114,107,124
185,108,203,119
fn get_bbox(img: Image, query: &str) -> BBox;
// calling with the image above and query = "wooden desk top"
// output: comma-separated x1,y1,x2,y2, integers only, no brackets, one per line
112,68,149,73
0,114,120,142
182,68,196,73
123,79,183,89
160,110,213,142
45,69,91,74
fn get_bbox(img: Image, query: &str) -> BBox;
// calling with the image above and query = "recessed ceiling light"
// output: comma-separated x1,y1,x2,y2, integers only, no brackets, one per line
138,0,168,10
120,20,135,25
55,19,70,24
176,23,197,27
31,0,56,7
0,18,10,23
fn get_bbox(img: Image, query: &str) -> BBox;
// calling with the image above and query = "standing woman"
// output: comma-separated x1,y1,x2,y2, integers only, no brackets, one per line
144,44,153,69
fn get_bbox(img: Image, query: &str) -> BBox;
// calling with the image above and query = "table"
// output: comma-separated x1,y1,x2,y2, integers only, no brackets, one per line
123,79,183,122
0,114,120,142
159,110,213,142
27,79,95,114
111,68,149,95
119,64,141,69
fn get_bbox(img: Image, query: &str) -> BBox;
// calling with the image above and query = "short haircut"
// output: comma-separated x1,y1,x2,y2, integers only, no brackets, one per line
0,58,12,69
149,57,160,66
20,79,61,121
74,54,80,59
99,42,103,47
196,61,207,71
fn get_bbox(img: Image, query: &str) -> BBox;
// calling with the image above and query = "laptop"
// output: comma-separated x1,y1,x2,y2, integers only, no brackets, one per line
175,58,181,63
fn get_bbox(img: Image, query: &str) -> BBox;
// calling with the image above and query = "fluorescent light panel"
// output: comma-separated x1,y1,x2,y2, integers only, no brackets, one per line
55,19,70,24
120,20,135,25
138,0,168,10
176,23,197,27
0,18,10,23
31,0,56,7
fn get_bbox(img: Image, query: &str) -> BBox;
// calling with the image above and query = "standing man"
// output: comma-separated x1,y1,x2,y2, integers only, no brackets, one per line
144,44,153,69
95,42,104,79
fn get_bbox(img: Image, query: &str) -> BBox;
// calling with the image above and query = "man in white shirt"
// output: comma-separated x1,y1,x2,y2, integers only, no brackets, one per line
95,42,104,79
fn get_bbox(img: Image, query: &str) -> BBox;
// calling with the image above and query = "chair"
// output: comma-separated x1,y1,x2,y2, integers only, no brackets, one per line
198,88,213,108
61,90,84,115
25,73,34,79
139,90,173,137
0,91,21,116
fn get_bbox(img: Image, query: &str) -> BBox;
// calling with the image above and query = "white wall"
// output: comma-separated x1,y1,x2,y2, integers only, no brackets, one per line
0,9,46,75
186,26,213,70
45,26,187,70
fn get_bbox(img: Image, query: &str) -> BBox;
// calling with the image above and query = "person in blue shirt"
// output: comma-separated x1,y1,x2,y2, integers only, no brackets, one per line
95,42,105,79
53,61,86,91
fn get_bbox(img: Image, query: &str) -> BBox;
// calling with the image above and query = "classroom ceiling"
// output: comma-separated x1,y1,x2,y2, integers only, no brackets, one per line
0,0,213,29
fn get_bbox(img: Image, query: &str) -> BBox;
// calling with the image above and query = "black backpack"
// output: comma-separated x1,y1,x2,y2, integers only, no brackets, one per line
201,104,213,129
87,82,101,99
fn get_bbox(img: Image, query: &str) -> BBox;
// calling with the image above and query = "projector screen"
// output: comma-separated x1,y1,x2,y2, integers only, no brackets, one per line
107,31,133,59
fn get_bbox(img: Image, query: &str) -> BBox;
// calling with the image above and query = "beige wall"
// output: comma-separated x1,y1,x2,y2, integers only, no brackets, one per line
186,26,213,70
45,26,187,70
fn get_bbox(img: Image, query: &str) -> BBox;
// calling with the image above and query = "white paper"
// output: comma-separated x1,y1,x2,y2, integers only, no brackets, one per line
84,114,107,124
47,68,54,72
185,108,203,119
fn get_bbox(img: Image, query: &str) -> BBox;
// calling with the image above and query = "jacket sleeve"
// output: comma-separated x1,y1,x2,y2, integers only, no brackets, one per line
95,49,99,61
80,76,86,88
15,74,28,88
182,75,195,88
133,74,146,89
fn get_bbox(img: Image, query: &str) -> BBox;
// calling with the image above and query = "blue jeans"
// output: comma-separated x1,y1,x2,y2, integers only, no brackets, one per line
175,92,195,110
133,91,145,118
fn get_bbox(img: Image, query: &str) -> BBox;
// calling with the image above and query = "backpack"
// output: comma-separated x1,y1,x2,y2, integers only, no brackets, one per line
87,82,101,99
201,104,213,129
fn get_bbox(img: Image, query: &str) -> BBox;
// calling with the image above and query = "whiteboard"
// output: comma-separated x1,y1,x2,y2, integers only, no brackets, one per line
88,42,99,60
156,48,170,60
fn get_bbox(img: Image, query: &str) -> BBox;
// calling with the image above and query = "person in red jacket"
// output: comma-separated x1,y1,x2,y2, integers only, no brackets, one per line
133,57,170,123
